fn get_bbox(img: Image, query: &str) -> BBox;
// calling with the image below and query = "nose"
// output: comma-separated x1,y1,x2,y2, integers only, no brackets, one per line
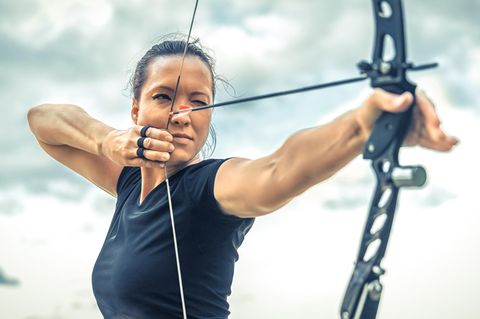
170,104,191,127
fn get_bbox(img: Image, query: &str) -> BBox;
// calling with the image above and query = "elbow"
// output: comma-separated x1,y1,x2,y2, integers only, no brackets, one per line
27,104,46,135
27,103,50,123
27,103,58,139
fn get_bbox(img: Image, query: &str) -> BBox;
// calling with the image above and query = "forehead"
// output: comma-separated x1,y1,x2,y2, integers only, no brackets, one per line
144,55,213,92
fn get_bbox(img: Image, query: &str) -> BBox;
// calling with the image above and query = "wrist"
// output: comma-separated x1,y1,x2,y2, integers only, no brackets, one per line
98,127,117,158
353,104,378,145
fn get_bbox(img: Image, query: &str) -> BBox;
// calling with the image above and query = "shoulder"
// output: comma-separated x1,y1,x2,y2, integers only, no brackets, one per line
186,158,229,172
181,159,231,192
182,158,232,184
180,158,252,223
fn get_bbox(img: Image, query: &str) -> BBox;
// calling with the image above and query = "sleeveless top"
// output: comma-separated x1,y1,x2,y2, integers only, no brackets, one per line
92,159,255,319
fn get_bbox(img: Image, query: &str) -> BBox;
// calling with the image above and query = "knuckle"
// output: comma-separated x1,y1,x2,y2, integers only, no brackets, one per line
143,137,151,148
162,130,173,142
120,149,129,158
143,127,152,138
162,141,173,151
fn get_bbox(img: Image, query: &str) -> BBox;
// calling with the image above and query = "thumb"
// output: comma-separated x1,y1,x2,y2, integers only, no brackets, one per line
367,89,414,113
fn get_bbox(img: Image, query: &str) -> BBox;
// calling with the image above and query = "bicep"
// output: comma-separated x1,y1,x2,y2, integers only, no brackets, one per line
214,157,294,218
38,140,122,196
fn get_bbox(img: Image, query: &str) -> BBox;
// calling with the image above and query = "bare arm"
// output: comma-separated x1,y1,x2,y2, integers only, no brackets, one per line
27,104,122,196
215,89,458,218
28,103,174,196
215,110,363,218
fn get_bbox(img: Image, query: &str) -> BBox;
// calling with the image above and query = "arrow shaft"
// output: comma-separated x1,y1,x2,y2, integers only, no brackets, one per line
172,75,367,114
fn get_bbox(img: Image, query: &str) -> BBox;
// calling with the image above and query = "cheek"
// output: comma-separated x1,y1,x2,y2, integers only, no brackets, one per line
193,112,212,140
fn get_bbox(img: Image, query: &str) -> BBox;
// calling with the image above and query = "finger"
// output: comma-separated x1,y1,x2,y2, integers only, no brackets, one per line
409,105,424,143
135,125,152,137
126,139,174,160
135,125,173,142
419,114,459,147
414,90,459,148
411,123,460,150
146,128,173,142
415,119,459,149
417,134,459,152
367,88,414,113
141,149,171,162
415,90,441,129
129,157,166,168
141,137,175,153
125,147,143,160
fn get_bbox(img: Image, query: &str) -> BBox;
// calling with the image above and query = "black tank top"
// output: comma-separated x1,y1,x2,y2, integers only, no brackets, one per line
92,159,254,319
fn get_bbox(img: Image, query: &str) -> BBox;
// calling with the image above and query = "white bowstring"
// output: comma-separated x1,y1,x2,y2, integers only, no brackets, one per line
163,1,199,318
164,174,187,319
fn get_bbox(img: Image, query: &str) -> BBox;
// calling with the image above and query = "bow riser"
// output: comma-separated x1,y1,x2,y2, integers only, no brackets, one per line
341,1,432,318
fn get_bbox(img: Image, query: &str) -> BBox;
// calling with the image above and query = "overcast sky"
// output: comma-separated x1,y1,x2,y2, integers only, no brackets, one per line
0,0,479,318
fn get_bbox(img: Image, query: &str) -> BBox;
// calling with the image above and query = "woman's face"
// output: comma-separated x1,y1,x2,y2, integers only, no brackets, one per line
132,55,213,166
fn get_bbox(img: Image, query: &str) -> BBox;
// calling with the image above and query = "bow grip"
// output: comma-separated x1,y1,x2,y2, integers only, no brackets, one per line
363,84,416,160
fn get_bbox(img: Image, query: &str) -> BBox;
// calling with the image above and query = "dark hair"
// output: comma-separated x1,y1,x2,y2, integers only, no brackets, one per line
130,38,217,101
130,36,219,158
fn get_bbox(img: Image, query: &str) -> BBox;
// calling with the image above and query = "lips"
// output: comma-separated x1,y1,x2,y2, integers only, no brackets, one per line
172,133,193,140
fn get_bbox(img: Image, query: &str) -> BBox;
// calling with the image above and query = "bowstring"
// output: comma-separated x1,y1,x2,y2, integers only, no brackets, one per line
163,1,200,318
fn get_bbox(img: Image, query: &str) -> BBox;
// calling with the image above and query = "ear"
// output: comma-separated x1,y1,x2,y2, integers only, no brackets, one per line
131,98,139,124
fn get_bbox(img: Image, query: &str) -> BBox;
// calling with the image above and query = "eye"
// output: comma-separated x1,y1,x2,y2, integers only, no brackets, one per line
192,99,208,106
152,93,171,101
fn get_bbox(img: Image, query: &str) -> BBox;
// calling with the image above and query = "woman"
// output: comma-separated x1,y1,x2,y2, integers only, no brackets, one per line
27,40,457,319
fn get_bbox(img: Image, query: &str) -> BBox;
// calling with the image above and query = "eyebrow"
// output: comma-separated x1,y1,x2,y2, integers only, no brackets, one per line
147,85,175,94
148,84,211,98
190,91,210,97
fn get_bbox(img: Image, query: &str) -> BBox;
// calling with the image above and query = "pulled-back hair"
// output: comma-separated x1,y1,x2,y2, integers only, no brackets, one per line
130,37,217,101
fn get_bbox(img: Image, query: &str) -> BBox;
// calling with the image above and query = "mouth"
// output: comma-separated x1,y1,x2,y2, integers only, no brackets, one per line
172,133,193,141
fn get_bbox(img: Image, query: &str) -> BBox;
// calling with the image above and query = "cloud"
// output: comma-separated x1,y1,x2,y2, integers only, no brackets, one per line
1,0,478,195
0,268,20,286
0,1,478,318
0,197,23,216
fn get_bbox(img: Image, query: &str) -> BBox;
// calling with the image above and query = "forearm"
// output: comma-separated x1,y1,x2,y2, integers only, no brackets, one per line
27,103,115,156
274,109,365,195
216,109,366,217
218,89,450,217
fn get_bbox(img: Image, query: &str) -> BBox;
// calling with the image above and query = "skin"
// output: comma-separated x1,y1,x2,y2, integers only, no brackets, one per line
27,55,459,217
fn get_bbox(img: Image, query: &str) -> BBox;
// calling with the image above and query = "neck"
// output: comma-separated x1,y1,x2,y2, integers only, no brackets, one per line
139,156,201,204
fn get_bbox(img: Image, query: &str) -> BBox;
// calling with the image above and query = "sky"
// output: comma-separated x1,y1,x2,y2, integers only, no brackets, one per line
0,0,479,318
